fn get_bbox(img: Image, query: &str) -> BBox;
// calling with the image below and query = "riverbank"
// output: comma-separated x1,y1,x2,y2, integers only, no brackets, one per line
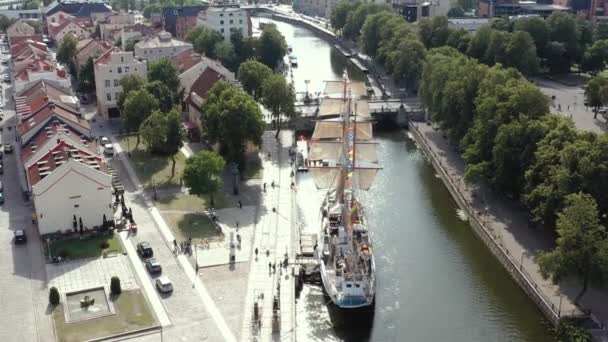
408,120,608,335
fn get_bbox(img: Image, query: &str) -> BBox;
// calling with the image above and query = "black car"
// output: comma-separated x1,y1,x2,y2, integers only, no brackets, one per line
14,229,26,244
137,242,153,258
145,258,162,275
3,144,12,153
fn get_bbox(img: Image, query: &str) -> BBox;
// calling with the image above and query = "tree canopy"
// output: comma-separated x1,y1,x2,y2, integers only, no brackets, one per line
257,23,288,69
261,74,296,137
202,81,264,168
123,89,159,134
57,35,77,72
77,58,95,93
238,59,273,100
145,81,174,113
584,74,608,119
118,74,146,112
183,150,225,206
148,58,180,99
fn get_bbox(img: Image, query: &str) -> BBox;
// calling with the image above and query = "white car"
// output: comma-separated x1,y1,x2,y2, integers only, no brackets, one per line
100,136,110,145
103,143,114,156
155,276,173,294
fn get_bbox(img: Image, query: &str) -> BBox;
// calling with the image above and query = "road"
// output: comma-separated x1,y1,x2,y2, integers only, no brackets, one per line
0,46,54,342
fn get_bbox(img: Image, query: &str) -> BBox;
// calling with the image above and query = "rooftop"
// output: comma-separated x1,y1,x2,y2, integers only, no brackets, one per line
134,31,192,49
15,80,76,119
17,102,89,138
21,120,95,163
171,49,201,73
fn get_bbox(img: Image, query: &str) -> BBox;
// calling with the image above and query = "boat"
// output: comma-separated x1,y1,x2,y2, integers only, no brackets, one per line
308,72,380,309
288,45,293,53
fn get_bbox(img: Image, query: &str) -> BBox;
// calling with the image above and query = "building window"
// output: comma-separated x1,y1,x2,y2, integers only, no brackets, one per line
105,80,110,87
229,13,233,16
220,28,224,33
230,20,233,24
106,93,111,101
220,20,224,25
118,67,122,74
114,79,119,87
125,66,130,73
115,92,120,100
144,50,147,54
220,13,223,16
239,19,242,24
121,56,124,62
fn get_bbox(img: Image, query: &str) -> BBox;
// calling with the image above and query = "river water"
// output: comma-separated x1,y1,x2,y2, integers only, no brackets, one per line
252,17,554,342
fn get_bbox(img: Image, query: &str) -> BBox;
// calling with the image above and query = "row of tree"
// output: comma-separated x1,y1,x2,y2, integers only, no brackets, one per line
186,23,288,72
420,47,608,301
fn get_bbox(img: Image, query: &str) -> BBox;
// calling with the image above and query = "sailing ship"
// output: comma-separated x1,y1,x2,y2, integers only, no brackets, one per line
308,73,380,308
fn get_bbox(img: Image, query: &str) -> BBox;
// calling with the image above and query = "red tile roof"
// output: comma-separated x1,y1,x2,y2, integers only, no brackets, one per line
187,66,224,109
8,35,44,47
15,80,75,119
13,58,67,82
21,120,95,162
17,102,89,138
171,49,201,73
26,140,106,187
94,46,117,65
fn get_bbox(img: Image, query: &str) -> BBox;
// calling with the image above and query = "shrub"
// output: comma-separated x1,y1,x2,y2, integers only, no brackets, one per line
49,287,60,306
110,276,121,295
100,240,110,249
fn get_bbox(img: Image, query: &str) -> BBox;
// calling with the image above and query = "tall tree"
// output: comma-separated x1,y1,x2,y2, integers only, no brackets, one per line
257,23,287,69
214,40,238,71
202,81,264,168
467,24,493,60
183,151,225,207
145,81,174,112
505,31,540,75
386,37,426,91
148,58,180,98
342,3,389,40
193,27,223,58
546,12,581,71
261,74,296,138
513,16,548,55
56,34,77,70
165,109,184,176
237,59,273,100
230,29,254,64
139,110,167,153
123,89,159,145
118,74,146,111
417,16,450,49
330,1,359,33
77,58,95,93
538,193,608,303
584,74,608,119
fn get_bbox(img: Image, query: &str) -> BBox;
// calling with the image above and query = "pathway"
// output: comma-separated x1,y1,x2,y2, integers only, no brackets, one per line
240,131,296,342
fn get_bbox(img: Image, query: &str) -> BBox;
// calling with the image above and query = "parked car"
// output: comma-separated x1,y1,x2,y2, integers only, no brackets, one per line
103,143,114,156
145,258,162,275
0,163,3,174
14,229,26,244
0,181,3,191
155,276,173,293
137,242,153,258
3,144,12,153
79,96,89,105
100,136,110,145
0,192,4,204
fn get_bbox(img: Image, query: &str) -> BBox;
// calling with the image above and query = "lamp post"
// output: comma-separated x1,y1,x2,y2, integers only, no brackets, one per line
230,162,239,195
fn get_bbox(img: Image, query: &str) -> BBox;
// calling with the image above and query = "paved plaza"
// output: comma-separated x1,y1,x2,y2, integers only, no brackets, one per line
47,255,138,293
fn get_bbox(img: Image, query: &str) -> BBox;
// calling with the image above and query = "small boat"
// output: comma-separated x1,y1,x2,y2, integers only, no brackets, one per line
288,45,293,53
289,55,298,67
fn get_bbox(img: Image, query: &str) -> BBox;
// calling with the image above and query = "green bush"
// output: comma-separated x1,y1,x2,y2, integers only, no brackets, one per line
110,276,121,295
100,240,110,249
49,287,60,306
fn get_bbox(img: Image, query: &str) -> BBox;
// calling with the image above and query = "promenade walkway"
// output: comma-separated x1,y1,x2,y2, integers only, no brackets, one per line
240,131,296,342
410,122,608,331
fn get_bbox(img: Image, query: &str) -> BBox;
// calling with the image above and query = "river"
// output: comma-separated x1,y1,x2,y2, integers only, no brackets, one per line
252,17,554,342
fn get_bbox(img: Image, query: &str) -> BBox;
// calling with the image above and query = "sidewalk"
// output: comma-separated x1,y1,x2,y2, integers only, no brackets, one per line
240,131,296,342
411,122,608,328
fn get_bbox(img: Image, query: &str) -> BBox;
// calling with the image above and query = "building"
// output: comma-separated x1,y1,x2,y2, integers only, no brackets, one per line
13,58,71,93
178,56,235,134
392,0,450,22
99,13,136,41
44,1,112,21
171,48,202,73
94,48,148,118
134,31,193,61
197,6,250,41
11,40,51,76
161,6,207,39
120,23,161,50
478,0,570,17
7,19,36,41
0,9,43,20
14,79,79,120
448,18,491,32
74,38,111,72
50,20,91,44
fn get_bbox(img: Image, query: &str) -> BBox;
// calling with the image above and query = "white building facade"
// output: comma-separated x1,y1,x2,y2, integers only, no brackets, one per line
134,31,192,61
197,6,250,41
94,48,147,118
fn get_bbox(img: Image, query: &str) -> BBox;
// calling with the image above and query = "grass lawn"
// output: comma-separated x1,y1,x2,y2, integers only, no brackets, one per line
162,213,222,241
118,135,187,187
49,234,123,260
53,290,157,342
156,192,229,211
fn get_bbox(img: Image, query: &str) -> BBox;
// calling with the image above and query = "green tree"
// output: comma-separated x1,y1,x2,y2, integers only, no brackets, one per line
595,20,608,41
183,151,225,206
140,110,167,153
513,16,548,54
581,39,608,75
237,59,273,100
546,12,581,72
123,89,159,145
538,193,608,303
77,57,95,93
110,276,122,295
417,16,450,49
231,29,254,64
447,6,465,17
165,109,184,175
360,11,403,57
490,17,511,31
202,81,264,166
505,31,540,75
188,26,223,58
49,287,60,305
214,40,238,71
467,24,492,60
257,23,287,68
261,74,295,138
56,35,77,69
143,4,160,19
343,3,389,39
118,74,146,112
0,15,16,32
386,37,426,91
330,1,359,33
446,27,471,54
483,29,509,65
145,81,174,112
584,74,608,119
22,0,40,10
148,58,180,98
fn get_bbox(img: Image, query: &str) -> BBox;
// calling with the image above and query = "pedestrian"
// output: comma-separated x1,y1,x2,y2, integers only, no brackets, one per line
255,247,259,260
272,263,276,274
269,262,272,274
263,183,267,192
238,200,242,209
271,181,275,188
173,239,178,254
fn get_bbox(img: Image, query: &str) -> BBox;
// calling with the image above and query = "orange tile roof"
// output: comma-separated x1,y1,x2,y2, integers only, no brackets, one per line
17,102,89,138
15,80,74,119
21,120,94,163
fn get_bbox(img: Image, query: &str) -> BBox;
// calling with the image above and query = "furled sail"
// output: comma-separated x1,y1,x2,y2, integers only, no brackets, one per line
323,80,367,98
309,141,378,163
318,99,370,117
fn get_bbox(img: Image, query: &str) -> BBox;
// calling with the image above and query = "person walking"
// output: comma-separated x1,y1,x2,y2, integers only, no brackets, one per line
255,247,259,260
238,200,242,209
268,262,272,274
